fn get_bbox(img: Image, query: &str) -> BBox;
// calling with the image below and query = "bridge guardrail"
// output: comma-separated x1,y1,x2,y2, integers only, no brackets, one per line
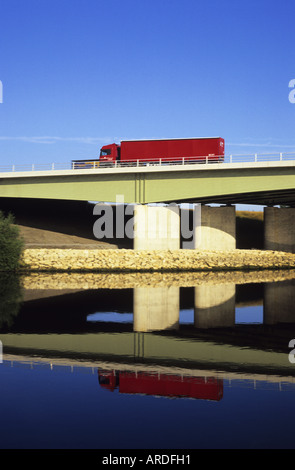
0,152,295,173
2,359,295,390
225,153,295,163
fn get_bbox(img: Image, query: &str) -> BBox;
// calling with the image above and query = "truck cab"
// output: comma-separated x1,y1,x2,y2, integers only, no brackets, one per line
98,370,119,391
99,143,120,166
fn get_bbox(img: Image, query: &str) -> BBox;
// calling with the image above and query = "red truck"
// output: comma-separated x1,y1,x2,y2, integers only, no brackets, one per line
72,137,225,168
98,370,223,401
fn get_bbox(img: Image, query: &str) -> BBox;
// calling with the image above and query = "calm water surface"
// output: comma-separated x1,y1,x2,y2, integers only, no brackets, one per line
0,272,295,449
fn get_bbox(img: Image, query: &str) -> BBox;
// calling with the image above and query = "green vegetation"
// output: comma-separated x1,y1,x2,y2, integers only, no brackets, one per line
0,211,24,271
0,274,23,328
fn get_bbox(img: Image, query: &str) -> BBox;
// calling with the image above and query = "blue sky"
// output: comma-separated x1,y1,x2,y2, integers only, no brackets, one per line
0,0,295,165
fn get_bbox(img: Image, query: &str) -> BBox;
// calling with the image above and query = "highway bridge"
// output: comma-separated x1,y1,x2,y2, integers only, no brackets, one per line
0,154,295,252
0,155,295,205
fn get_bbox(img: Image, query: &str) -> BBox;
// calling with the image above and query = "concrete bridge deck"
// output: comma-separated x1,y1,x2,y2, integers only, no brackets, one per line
0,159,295,205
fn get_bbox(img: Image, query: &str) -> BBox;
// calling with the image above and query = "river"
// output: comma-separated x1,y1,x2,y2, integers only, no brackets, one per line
0,270,295,449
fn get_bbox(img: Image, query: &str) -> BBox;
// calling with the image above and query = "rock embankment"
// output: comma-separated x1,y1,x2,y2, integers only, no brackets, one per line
21,269,295,291
20,248,295,273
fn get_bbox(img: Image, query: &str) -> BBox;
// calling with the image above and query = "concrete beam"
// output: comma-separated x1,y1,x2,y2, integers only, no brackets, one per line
264,207,295,253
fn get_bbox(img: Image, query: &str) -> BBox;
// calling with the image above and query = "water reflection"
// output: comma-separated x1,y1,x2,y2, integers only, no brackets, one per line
97,369,223,401
194,284,235,328
1,271,295,402
134,286,179,331
0,274,23,328
264,280,295,324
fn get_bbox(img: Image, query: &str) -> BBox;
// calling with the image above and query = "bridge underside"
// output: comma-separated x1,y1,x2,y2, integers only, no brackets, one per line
180,189,295,207
0,162,295,252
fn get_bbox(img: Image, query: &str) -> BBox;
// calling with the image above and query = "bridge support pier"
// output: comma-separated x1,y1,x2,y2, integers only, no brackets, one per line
193,205,236,250
194,284,236,328
133,204,236,251
264,207,295,253
264,280,295,324
133,287,180,332
133,204,180,250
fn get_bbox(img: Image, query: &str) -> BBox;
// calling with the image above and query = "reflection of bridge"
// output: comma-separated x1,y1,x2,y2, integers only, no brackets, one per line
1,278,295,379
3,355,295,391
1,282,295,380
129,281,295,332
1,157,295,251
97,369,223,401
13,278,295,339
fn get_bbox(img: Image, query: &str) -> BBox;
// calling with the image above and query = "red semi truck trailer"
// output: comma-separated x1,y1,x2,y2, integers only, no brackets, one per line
72,137,224,168
98,370,223,401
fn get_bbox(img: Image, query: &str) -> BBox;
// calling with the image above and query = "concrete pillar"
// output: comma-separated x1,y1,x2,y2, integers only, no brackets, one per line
194,284,236,328
133,204,180,250
264,207,295,253
133,287,179,332
264,280,295,325
194,205,236,250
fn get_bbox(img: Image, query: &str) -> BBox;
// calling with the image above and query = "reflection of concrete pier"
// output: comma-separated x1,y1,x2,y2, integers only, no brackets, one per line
194,284,236,328
133,287,179,332
264,280,295,324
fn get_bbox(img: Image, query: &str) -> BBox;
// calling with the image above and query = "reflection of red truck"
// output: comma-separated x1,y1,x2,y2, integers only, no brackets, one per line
72,137,225,168
98,370,223,401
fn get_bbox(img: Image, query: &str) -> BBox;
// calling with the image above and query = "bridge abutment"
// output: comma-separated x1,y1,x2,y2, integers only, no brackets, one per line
264,207,295,253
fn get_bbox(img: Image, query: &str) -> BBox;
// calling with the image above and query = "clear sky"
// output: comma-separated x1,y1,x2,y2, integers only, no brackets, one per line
0,0,295,166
